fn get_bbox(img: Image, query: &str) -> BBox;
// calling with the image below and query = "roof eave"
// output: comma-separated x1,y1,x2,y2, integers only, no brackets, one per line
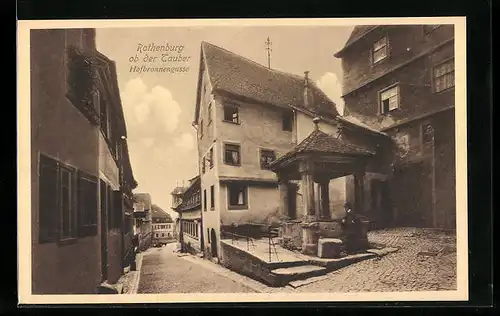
334,25,381,58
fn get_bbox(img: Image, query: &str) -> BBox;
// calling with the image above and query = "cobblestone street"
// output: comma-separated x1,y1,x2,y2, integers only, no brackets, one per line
292,227,457,292
137,243,258,293
134,228,457,294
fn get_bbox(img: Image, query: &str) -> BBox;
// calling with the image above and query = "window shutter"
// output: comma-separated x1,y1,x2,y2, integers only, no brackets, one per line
113,190,123,229
39,155,59,243
77,172,98,237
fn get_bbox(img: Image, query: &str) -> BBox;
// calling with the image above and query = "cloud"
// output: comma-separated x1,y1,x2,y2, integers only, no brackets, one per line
121,77,182,138
316,72,345,116
174,132,195,151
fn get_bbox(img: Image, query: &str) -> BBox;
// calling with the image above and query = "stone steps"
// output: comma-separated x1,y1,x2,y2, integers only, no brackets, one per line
270,265,328,286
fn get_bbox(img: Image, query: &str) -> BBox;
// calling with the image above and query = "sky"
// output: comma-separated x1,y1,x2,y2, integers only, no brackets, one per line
96,25,354,219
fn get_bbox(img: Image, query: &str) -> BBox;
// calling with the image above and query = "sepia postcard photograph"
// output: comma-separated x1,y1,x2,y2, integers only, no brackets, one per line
17,17,468,304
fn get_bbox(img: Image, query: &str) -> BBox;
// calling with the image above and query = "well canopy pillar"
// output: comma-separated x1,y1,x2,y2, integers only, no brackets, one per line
278,176,289,219
318,178,331,219
299,160,316,221
353,167,366,214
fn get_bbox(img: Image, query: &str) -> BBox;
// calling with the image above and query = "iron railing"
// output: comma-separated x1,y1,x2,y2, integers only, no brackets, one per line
222,223,280,262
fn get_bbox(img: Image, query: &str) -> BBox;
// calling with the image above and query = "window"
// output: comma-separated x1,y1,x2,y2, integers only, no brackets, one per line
282,111,293,131
372,37,388,64
223,104,239,124
38,155,78,243
380,85,400,114
110,190,123,229
224,143,241,166
124,214,132,234
422,123,435,145
433,59,455,93
199,120,203,138
59,167,74,239
209,147,214,169
203,189,207,211
207,228,210,243
77,171,98,237
210,185,215,210
424,25,442,34
260,149,276,170
208,102,213,124
162,233,165,237
228,184,248,210
156,233,159,238
202,157,206,174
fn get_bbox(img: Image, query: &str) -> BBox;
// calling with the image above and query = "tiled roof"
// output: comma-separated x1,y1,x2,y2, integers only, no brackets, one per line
170,186,187,195
334,25,380,57
151,205,173,222
133,193,151,205
198,42,338,121
269,128,375,168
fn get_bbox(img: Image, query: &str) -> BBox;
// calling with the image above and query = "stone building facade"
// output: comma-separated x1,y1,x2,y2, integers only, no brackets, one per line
171,176,203,254
192,42,383,260
335,24,456,229
30,28,137,294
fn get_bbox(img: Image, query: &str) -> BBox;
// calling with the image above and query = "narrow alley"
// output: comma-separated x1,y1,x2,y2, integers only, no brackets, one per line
137,243,258,293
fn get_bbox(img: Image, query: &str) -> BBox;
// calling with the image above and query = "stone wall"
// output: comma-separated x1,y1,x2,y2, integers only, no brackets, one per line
280,221,303,251
219,240,279,286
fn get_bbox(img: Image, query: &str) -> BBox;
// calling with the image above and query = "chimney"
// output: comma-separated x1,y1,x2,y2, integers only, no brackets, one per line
303,71,313,109
313,117,320,131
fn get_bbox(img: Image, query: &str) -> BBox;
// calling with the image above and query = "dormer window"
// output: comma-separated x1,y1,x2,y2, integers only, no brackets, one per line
379,85,400,114
372,37,388,64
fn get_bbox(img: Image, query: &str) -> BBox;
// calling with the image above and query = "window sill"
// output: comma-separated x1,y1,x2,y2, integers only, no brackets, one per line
222,120,241,125
379,108,400,116
433,87,455,95
228,206,248,211
57,238,78,247
224,163,241,167
210,207,215,211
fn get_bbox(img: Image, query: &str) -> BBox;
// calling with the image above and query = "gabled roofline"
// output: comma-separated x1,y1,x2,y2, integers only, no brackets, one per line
196,41,339,121
334,25,381,58
193,44,206,126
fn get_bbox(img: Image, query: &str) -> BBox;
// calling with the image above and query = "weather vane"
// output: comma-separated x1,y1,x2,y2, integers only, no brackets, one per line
264,37,272,69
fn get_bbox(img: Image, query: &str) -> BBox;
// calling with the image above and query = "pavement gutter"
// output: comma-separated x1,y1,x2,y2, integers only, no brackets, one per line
119,251,144,294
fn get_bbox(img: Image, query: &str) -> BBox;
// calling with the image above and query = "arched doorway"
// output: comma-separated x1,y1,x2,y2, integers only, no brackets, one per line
210,229,217,258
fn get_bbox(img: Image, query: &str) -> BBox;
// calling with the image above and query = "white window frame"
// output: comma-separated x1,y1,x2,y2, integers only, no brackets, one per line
379,84,400,114
432,58,455,93
372,36,388,64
